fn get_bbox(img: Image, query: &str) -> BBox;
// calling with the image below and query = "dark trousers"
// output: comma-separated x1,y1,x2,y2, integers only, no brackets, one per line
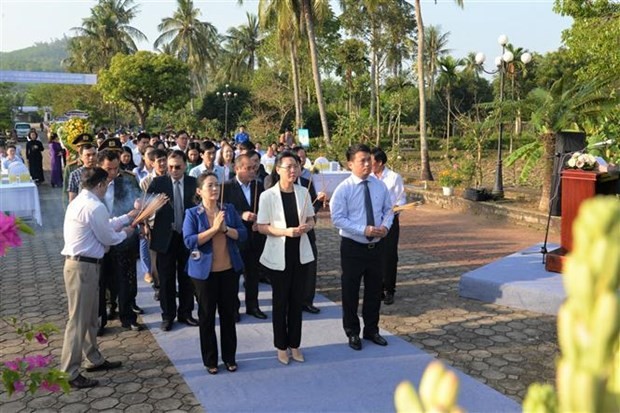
156,231,194,321
192,269,238,368
302,233,318,307
340,237,384,337
268,261,308,350
382,214,400,294
104,247,138,326
99,254,118,328
237,246,260,312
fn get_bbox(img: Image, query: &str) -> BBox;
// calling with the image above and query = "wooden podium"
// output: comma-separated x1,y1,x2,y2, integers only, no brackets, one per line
546,169,619,273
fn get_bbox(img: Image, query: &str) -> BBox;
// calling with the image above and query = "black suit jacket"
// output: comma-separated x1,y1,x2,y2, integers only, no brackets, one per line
223,178,265,250
148,174,197,253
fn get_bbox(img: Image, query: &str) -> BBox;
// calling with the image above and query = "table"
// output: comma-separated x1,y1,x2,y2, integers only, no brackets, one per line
0,182,43,225
312,171,351,197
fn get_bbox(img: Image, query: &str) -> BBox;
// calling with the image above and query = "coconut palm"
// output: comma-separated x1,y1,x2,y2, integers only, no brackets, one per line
413,1,463,180
227,13,262,73
68,0,146,72
424,25,451,97
154,0,219,101
436,55,464,153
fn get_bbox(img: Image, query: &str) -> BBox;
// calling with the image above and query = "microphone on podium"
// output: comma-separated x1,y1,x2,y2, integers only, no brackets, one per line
588,139,615,149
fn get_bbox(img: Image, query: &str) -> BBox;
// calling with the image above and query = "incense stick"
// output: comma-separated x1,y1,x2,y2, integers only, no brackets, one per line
253,180,258,214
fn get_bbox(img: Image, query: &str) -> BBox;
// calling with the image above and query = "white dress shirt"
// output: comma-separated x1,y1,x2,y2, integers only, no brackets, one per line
61,189,129,259
237,177,252,205
371,166,406,208
330,174,393,244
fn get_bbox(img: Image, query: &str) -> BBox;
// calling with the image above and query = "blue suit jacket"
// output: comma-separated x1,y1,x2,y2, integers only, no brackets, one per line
182,203,248,280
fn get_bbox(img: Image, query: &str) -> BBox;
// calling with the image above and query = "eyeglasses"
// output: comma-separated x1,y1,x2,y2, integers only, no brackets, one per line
278,164,298,171
168,164,183,170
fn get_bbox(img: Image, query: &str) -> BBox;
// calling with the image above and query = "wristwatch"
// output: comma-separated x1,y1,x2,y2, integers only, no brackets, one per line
223,226,229,234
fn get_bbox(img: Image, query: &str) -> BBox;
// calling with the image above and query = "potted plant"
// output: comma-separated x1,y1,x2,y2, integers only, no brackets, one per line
437,167,462,196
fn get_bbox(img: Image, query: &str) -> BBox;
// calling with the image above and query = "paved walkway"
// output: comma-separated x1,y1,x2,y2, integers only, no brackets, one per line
0,182,560,411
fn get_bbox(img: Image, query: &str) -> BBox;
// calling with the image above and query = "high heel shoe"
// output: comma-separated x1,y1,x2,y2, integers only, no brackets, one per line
225,362,237,372
290,347,305,363
277,349,289,365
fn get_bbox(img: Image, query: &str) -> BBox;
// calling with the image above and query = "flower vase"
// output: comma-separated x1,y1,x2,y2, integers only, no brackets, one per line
442,186,454,196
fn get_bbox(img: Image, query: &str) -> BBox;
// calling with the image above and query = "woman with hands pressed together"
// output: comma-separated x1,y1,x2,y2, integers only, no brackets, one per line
257,151,316,365
183,172,247,375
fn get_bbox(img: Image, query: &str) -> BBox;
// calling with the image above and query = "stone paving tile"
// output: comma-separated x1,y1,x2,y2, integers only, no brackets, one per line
314,205,560,403
0,184,200,412
1,176,561,409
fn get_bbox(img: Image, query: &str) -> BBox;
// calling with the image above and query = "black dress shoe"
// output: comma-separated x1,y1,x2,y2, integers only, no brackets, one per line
179,316,199,326
363,333,388,346
235,313,241,323
97,327,105,337
259,277,271,285
384,292,395,305
153,290,160,301
107,309,118,320
348,335,362,351
161,320,173,331
302,305,321,314
131,304,144,314
122,322,144,331
246,308,267,320
85,360,122,372
69,374,98,389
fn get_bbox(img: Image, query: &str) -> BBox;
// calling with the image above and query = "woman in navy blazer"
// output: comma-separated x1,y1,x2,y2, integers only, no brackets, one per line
183,172,247,374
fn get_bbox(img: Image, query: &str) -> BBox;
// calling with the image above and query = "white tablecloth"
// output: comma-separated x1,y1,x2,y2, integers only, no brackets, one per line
0,182,43,225
312,171,351,197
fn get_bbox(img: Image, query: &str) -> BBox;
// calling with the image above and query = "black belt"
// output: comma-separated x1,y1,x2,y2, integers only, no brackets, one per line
65,255,103,264
342,237,380,250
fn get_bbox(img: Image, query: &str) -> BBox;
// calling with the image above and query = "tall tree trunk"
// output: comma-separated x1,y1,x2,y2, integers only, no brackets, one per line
375,63,381,147
446,90,451,154
415,0,433,181
538,132,556,211
302,0,330,145
290,42,303,130
370,50,376,137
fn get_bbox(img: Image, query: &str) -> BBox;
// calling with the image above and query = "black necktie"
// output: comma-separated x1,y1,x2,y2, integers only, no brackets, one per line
363,180,374,241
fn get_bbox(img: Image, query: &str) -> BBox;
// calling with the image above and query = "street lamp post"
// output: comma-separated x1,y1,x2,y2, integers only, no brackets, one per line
475,35,531,199
216,84,237,139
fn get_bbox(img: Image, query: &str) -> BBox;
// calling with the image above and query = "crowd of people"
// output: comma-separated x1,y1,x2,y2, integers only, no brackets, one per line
53,124,405,388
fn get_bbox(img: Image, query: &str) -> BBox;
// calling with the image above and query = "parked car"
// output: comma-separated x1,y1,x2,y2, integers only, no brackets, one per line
14,122,31,140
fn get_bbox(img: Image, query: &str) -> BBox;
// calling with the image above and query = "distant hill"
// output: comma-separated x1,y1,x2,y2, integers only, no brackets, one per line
0,38,69,72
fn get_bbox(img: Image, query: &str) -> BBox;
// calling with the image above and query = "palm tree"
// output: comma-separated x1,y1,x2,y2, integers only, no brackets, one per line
424,25,451,97
436,55,464,154
509,77,618,211
227,13,262,72
335,39,369,115
413,1,463,180
68,0,146,72
154,0,219,102
258,0,304,130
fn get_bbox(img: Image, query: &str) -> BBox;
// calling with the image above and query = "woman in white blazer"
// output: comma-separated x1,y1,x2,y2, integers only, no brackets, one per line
257,151,315,365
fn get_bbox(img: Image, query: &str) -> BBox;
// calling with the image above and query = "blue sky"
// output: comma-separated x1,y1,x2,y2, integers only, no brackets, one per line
0,0,572,72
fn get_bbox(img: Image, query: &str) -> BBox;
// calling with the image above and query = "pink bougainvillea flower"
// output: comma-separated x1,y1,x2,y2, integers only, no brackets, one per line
0,213,22,256
40,380,61,393
35,332,48,344
13,380,26,393
4,358,22,371
23,355,52,370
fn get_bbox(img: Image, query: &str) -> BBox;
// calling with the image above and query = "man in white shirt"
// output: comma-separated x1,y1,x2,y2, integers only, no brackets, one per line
60,167,135,389
189,141,222,179
170,130,189,152
370,147,406,305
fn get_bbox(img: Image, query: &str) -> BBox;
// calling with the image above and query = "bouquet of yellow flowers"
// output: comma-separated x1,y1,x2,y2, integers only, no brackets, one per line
56,118,92,159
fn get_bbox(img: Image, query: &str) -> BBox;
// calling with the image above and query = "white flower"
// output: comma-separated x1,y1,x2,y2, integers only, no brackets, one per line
567,157,577,168
576,159,585,168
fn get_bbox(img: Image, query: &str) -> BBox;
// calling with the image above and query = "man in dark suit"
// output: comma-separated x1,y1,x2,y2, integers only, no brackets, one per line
96,142,144,333
147,150,198,331
223,152,267,320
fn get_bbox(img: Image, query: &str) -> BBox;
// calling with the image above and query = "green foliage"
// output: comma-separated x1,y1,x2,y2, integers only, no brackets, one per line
0,38,68,71
505,137,542,184
97,51,191,128
523,383,558,413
